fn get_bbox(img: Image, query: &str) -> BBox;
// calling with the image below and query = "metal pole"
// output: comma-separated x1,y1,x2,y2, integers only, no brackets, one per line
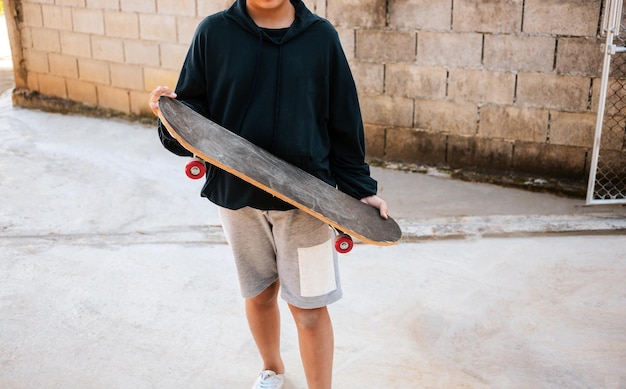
587,0,621,204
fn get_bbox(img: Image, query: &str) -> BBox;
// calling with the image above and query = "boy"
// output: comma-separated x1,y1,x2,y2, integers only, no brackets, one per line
149,1,388,387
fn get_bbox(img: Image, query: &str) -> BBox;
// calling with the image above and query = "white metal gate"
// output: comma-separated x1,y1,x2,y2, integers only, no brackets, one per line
587,0,626,204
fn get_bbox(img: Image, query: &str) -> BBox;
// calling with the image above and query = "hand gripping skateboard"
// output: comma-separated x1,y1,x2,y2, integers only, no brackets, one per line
158,97,402,251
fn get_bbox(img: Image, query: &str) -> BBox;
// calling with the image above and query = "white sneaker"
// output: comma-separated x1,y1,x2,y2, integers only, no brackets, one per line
251,370,284,389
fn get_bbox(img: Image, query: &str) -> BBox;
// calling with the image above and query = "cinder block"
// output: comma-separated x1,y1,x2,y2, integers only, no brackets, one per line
124,40,160,67
336,27,355,59
327,0,386,27
27,71,40,92
86,0,119,10
556,37,603,77
484,35,555,73
549,111,596,148
590,77,601,113
56,0,85,6
524,0,600,36
30,28,61,53
130,90,152,116
303,0,326,16
385,127,447,164
513,142,587,180
120,0,156,13
66,79,98,106
448,69,516,105
38,73,68,99
60,32,92,58
143,67,179,91
385,64,447,99
157,0,196,16
453,0,523,33
447,135,513,171
110,63,144,90
25,49,50,73
417,32,482,68
177,16,204,44
48,53,78,79
42,5,73,30
360,95,414,127
21,28,34,51
388,0,452,30
350,61,384,95
139,14,177,43
22,4,43,28
72,8,105,35
479,105,549,142
517,73,590,111
160,43,189,71
104,11,139,39
197,0,232,16
78,58,110,85
414,99,478,136
91,36,124,63
97,84,130,113
356,30,416,63
364,124,386,159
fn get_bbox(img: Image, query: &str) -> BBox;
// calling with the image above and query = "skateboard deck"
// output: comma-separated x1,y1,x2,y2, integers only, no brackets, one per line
158,97,402,246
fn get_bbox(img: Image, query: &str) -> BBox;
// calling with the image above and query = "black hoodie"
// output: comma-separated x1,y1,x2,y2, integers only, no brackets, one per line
158,0,377,210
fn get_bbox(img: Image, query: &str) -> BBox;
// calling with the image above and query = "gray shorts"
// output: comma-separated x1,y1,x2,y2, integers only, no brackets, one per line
218,206,342,309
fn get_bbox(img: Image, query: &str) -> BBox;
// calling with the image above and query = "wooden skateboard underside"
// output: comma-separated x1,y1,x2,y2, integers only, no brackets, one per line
158,97,401,246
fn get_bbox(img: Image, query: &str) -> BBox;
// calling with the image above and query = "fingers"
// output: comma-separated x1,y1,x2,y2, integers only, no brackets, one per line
378,200,389,220
360,195,389,220
149,86,177,117
377,199,389,220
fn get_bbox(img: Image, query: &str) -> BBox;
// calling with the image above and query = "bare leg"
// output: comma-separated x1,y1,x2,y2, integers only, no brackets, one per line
289,305,333,389
245,281,285,374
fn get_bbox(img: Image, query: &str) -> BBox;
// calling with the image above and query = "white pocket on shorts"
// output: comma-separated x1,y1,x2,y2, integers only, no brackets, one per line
297,238,336,297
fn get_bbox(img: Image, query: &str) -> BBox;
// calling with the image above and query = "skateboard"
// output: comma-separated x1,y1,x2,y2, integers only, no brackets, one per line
158,97,402,251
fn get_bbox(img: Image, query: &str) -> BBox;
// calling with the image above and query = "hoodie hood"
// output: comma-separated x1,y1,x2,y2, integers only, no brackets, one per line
224,0,321,44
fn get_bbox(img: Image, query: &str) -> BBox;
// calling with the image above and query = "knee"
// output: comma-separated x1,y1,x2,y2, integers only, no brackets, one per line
289,306,329,330
248,281,280,308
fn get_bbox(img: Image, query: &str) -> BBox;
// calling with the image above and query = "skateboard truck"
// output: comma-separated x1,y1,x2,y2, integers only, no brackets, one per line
185,156,206,179
334,230,353,254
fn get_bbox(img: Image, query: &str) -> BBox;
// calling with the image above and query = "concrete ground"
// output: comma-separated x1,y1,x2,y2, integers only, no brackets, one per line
2,13,626,389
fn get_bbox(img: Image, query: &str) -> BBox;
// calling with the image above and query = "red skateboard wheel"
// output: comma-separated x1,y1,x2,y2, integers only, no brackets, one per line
334,233,353,254
185,158,206,179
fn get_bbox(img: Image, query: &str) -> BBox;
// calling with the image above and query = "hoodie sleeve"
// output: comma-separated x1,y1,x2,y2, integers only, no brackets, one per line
157,20,211,158
157,119,192,157
327,34,378,199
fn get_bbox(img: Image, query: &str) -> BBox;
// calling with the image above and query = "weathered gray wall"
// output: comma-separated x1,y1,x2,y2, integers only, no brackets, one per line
5,0,608,182
321,0,604,182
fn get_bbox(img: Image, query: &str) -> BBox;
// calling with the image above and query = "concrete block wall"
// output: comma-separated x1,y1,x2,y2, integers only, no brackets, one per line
8,0,233,116
324,0,605,181
6,0,608,182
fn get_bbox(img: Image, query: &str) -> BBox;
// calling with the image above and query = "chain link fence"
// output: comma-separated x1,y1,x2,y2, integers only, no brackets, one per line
587,0,626,204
